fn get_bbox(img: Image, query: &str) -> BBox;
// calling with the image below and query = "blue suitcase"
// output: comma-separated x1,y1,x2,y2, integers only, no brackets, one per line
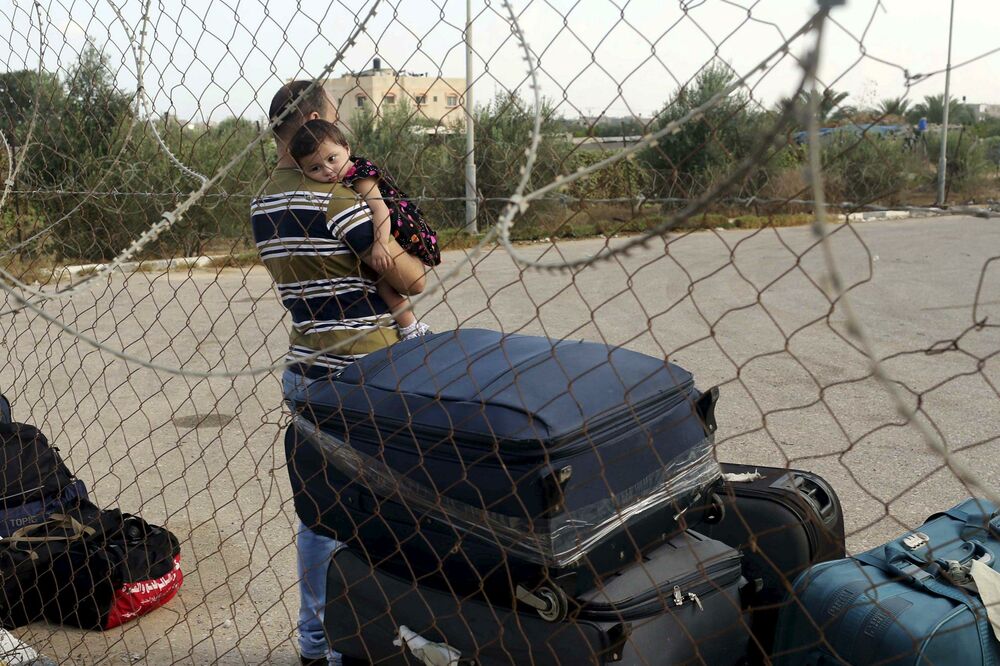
287,329,722,612
773,498,1000,665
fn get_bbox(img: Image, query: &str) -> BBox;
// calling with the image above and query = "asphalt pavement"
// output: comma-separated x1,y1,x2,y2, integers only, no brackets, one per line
1,215,997,664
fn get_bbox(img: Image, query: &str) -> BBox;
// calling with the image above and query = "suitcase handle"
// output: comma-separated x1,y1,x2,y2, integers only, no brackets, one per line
883,537,994,576
791,474,838,525
695,387,719,435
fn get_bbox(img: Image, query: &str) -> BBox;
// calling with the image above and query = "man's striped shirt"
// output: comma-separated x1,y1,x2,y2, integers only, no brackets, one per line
250,169,398,378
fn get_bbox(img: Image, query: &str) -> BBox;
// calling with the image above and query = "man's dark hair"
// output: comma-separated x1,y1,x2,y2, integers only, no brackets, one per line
289,119,349,163
268,81,331,140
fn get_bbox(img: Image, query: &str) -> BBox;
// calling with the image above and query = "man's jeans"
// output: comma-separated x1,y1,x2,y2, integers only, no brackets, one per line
283,369,344,664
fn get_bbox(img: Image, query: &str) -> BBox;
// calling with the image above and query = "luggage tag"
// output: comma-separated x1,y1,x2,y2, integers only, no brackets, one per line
393,625,463,666
970,560,1000,643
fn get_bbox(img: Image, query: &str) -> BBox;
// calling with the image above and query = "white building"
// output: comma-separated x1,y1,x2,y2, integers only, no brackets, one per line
323,58,466,128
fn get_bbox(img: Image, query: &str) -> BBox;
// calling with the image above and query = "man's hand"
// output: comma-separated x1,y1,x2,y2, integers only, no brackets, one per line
369,239,392,273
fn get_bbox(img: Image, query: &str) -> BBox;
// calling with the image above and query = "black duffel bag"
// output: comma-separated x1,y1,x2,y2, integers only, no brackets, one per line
0,513,94,628
0,502,182,630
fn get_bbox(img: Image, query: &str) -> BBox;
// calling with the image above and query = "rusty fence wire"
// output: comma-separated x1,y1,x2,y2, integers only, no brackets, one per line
0,0,998,663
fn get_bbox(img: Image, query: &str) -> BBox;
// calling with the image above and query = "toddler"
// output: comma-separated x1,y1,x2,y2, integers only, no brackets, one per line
290,119,440,340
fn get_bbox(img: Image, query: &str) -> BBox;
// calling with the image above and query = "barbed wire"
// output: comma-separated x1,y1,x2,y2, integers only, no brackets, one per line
0,1,383,306
108,0,211,186
0,2,828,375
0,0,998,663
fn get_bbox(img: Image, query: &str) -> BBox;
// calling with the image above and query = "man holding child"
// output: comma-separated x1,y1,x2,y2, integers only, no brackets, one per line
250,80,426,665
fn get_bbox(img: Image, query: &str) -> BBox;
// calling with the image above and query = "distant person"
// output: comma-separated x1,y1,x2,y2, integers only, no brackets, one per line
290,118,440,340
917,116,928,134
251,80,426,666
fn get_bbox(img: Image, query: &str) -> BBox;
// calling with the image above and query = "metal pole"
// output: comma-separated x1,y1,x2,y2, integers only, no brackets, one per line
463,0,478,234
936,0,955,206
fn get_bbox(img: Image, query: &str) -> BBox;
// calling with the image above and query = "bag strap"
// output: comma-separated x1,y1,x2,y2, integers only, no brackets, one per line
6,513,95,545
855,551,996,666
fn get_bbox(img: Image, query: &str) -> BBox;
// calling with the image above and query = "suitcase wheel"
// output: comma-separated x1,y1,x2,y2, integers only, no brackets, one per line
704,492,726,524
515,584,569,622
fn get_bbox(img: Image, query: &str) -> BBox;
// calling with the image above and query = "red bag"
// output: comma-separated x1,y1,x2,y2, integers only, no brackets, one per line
104,553,183,629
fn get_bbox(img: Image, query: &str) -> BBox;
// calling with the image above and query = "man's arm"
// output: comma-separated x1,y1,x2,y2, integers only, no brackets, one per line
328,192,426,296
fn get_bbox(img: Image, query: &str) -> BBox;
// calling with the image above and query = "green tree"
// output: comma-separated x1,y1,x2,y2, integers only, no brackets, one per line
983,136,1000,173
456,93,570,227
642,61,762,195
925,129,990,195
41,41,136,259
971,116,1000,138
0,70,63,140
0,70,66,189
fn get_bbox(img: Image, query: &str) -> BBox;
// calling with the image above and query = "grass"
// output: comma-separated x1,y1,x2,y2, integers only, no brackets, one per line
0,208,882,275
433,209,825,254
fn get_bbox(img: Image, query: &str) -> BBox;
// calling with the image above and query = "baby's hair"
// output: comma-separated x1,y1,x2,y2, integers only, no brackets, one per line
290,119,349,163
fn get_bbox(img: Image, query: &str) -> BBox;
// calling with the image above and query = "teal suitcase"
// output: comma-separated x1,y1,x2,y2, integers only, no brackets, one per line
773,498,1000,665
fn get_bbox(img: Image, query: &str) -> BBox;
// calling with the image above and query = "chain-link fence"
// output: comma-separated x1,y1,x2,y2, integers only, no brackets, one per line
0,0,998,663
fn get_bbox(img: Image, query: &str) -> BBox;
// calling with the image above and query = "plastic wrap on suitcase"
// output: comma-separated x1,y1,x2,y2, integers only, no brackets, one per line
293,415,717,567
325,531,748,666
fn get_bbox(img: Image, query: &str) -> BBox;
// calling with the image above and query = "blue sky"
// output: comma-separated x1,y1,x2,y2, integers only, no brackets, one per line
3,0,998,123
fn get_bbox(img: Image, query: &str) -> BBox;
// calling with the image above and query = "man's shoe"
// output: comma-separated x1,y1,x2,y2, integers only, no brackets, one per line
299,657,325,666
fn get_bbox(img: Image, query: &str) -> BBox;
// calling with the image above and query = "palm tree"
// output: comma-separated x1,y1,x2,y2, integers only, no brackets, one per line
793,88,850,121
906,94,973,124
878,96,910,117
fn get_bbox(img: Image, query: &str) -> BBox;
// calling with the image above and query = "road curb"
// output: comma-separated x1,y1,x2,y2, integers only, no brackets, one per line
834,206,996,222
49,255,230,282
835,210,915,222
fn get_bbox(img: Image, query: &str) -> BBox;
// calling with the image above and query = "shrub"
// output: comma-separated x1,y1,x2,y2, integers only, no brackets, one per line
982,136,1000,173
820,134,921,205
562,150,653,203
925,129,991,196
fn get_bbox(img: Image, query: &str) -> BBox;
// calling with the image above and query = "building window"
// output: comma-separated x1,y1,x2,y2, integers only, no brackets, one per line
356,95,366,108
385,94,396,105
447,95,458,107
415,95,426,105
433,96,438,102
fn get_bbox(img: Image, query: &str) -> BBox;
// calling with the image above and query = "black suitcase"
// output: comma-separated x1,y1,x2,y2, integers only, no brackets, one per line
324,530,749,665
289,329,721,607
688,463,845,663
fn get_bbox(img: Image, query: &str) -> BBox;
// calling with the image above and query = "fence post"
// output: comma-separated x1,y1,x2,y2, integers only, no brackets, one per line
464,0,479,234
936,0,955,206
